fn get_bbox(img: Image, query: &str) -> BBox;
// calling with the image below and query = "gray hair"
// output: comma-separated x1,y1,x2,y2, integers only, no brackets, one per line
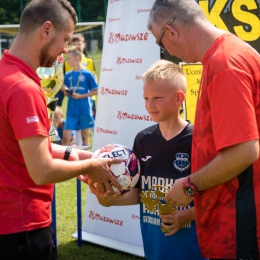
142,60,187,93
147,0,206,31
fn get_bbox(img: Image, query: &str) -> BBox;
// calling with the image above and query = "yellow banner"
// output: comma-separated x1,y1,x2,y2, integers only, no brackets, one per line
180,63,203,124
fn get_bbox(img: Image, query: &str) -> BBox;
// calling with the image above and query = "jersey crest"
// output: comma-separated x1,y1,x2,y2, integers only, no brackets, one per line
173,153,190,172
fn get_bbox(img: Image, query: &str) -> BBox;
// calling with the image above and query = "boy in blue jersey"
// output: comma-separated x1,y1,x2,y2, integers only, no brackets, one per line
89,60,206,260
61,46,98,146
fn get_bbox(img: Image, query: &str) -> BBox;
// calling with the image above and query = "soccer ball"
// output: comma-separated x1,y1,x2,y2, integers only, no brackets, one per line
92,144,140,194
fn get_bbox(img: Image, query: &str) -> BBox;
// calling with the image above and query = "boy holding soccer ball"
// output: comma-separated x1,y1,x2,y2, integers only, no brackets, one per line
90,60,205,260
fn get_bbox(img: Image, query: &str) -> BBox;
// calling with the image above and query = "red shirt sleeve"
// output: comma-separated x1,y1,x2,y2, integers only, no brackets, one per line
2,78,50,140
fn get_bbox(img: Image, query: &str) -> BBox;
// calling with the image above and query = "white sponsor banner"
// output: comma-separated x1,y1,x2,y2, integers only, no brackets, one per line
78,0,160,257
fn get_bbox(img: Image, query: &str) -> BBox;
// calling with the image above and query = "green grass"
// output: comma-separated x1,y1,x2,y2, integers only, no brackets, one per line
55,179,144,260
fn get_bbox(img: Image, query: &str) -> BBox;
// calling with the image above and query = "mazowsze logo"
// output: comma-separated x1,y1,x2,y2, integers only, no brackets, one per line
131,214,140,220
117,111,152,121
26,116,39,124
96,127,117,135
102,68,113,72
101,87,127,96
109,18,120,22
109,0,122,3
137,8,151,13
108,32,148,44
89,211,123,226
117,57,143,65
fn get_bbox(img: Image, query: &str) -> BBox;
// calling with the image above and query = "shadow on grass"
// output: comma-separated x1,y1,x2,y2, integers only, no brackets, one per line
56,239,145,260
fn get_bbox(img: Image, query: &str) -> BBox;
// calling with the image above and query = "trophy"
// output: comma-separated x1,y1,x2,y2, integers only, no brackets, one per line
37,55,64,144
140,185,177,233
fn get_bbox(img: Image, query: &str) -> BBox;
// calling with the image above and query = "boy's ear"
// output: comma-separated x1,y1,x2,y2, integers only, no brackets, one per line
176,91,185,103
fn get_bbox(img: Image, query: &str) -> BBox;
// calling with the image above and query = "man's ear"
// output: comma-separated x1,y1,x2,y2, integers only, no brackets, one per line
41,21,53,39
164,24,178,40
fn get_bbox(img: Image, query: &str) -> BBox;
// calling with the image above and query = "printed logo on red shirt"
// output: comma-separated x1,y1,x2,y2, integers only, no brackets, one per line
26,116,39,124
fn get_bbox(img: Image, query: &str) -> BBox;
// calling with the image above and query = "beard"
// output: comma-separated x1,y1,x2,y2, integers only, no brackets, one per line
39,37,59,67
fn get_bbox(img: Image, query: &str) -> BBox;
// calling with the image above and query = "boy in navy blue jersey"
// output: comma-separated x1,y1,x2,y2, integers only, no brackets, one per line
90,60,206,260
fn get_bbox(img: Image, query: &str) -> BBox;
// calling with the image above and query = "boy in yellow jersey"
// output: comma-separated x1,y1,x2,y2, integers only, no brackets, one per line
64,34,98,82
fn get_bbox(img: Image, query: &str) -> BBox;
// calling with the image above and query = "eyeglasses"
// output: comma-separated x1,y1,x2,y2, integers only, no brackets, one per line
156,16,176,50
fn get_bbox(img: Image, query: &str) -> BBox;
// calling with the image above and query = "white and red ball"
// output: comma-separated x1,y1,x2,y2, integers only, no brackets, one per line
92,144,140,193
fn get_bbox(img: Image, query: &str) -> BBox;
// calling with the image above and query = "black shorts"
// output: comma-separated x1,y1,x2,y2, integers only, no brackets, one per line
0,224,56,260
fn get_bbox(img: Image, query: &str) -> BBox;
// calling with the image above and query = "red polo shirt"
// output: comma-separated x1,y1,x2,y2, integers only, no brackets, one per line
0,50,53,234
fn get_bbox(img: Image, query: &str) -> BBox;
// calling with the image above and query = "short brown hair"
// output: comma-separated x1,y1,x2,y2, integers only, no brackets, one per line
68,46,82,60
71,33,85,44
19,0,78,34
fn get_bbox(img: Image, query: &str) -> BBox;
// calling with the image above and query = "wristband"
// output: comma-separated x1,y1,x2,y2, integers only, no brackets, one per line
182,176,202,197
64,147,72,161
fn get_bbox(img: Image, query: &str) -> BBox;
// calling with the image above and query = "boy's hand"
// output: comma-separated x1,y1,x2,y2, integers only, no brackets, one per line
160,208,193,236
63,87,70,97
89,182,123,207
77,174,90,184
72,92,82,99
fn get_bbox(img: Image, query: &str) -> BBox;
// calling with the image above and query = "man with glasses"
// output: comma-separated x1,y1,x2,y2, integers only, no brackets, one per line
148,1,260,260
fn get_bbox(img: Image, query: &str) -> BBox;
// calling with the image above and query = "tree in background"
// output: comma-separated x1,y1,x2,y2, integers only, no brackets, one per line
0,0,106,24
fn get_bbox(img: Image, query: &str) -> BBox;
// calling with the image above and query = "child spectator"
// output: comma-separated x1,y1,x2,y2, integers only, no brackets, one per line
53,106,75,146
56,33,98,146
62,46,98,146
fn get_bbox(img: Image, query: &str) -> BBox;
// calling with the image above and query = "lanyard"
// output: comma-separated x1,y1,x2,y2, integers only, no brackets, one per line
70,70,83,93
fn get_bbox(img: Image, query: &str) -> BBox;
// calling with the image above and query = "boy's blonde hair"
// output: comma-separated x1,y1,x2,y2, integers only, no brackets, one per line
142,60,187,93
68,45,82,60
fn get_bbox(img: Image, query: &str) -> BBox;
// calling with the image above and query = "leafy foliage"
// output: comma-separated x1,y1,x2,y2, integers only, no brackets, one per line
0,0,107,24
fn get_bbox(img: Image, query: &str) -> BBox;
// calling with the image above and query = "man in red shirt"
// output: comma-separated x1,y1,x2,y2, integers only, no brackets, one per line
148,0,260,259
0,1,121,259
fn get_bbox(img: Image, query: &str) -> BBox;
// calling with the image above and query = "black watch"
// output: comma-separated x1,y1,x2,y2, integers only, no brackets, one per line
64,147,72,161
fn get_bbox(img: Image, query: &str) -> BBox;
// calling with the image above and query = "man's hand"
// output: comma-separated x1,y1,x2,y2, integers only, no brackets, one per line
86,157,123,194
164,178,193,207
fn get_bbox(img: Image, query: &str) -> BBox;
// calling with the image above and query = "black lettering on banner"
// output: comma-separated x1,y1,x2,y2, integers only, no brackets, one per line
196,0,260,53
